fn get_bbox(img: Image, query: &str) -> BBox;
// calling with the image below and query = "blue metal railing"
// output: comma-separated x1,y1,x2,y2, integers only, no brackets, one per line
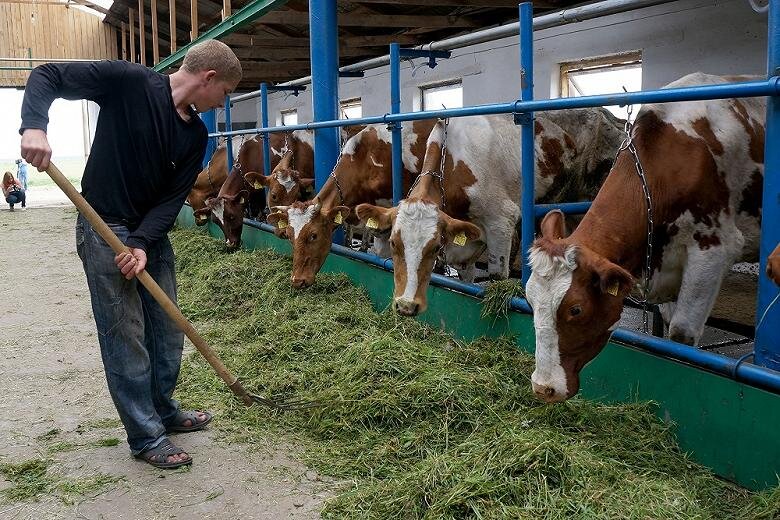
203,1,780,387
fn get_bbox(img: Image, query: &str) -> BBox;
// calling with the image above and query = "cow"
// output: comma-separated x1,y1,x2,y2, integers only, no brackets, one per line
266,120,438,288
196,130,315,248
244,151,315,209
768,244,780,285
187,136,242,225
525,73,765,403
355,109,624,316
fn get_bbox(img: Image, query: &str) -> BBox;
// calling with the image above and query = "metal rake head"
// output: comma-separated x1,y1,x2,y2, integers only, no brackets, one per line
249,392,321,410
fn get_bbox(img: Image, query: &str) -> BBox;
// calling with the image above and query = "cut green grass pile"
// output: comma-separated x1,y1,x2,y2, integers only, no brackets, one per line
481,279,526,321
0,459,123,504
170,227,780,520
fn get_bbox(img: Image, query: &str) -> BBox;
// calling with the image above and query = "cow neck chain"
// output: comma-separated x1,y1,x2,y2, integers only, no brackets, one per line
329,132,347,205
408,118,448,208
617,105,654,334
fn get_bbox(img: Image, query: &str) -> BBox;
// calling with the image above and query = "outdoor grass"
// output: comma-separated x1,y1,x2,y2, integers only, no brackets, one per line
170,227,780,520
0,458,123,504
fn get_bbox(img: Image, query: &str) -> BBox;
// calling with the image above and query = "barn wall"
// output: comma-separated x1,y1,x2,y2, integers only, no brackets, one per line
259,0,768,127
0,3,117,88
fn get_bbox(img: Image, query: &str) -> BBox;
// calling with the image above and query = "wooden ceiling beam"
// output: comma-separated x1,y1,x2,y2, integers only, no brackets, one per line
259,10,478,28
240,61,310,74
351,0,559,6
220,33,309,46
340,33,420,47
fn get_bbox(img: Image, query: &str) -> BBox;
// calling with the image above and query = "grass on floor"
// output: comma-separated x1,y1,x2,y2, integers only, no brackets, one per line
170,227,780,520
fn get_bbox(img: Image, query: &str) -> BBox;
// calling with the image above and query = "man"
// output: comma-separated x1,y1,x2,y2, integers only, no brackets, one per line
15,159,28,190
19,40,241,469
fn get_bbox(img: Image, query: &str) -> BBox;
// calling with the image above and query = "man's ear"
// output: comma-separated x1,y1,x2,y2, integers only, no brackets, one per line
355,204,395,231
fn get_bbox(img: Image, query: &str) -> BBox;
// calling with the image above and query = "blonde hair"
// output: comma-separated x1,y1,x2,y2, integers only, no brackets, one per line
181,39,242,85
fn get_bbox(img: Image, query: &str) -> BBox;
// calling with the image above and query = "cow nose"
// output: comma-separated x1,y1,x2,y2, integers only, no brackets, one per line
291,277,312,289
532,382,559,402
225,239,239,249
394,299,419,317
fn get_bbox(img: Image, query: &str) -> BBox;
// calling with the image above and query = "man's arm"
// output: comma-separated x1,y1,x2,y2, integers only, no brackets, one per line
125,132,209,253
20,61,129,171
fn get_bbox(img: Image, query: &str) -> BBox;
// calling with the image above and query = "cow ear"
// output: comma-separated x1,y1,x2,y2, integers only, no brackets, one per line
441,213,481,245
540,210,568,240
580,249,634,297
355,204,394,231
327,205,350,225
272,150,293,173
266,211,290,236
204,197,217,209
192,208,211,225
237,189,249,206
244,171,269,189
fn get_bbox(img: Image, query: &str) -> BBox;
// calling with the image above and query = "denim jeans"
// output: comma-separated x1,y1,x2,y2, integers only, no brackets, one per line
76,213,183,455
6,190,25,208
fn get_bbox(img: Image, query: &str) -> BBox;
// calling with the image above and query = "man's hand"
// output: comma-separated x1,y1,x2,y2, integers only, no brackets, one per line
20,129,52,171
115,248,148,280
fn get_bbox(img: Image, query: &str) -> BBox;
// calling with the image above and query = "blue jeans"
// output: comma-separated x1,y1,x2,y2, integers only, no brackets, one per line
6,190,25,208
76,213,183,455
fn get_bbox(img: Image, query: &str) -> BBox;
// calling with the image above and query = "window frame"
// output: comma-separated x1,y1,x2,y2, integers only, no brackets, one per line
420,79,464,111
559,51,642,98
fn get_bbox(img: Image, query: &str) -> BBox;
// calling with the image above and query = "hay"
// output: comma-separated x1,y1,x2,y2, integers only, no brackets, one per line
170,228,780,519
481,279,526,321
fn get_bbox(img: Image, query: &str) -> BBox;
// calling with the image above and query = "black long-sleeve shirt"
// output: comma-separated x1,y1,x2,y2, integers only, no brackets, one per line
20,60,207,251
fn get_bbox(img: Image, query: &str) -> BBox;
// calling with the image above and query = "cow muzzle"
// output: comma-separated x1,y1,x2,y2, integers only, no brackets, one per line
394,298,420,317
291,276,313,289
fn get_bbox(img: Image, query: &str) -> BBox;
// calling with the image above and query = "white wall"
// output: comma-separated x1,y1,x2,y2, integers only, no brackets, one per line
259,0,768,125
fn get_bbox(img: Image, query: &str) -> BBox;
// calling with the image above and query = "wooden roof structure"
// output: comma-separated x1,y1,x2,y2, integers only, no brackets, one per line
102,0,586,90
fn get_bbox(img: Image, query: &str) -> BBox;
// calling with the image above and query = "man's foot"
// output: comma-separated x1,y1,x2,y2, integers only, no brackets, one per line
134,438,192,469
166,410,212,433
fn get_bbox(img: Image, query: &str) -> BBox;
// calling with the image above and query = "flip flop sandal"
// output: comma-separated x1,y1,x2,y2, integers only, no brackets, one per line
166,410,213,433
135,438,192,469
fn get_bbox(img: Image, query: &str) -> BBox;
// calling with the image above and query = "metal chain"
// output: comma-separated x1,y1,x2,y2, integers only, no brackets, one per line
617,104,654,333
407,118,448,208
329,137,347,205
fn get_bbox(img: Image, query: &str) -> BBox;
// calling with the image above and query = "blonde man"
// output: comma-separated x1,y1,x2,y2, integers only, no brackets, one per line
19,40,241,469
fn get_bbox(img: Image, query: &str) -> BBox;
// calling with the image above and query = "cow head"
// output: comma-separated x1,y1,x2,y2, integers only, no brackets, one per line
266,200,351,289
525,211,634,403
244,153,315,210
356,199,481,316
205,190,249,249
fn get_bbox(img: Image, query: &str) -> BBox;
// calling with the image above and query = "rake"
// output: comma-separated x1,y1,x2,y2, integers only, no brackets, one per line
46,161,315,411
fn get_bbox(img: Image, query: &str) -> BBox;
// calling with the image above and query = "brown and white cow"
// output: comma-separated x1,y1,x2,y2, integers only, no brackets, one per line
355,109,624,316
768,244,780,285
525,73,765,402
266,120,437,288
187,136,243,225
244,151,315,209
197,130,316,248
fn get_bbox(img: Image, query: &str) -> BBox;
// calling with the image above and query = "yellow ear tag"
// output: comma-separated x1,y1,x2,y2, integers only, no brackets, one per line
253,181,263,189
366,217,378,229
334,212,343,224
277,220,288,230
239,197,245,205
606,281,619,296
453,231,468,247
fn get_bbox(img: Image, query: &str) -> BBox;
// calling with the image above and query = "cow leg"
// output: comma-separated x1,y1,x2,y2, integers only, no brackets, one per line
484,224,514,280
667,244,733,346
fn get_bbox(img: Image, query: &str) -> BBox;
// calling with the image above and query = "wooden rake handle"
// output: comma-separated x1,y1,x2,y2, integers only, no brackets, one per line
46,162,254,407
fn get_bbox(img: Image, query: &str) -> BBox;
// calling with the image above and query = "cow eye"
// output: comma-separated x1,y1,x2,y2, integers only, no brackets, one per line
389,238,396,248
569,305,582,317
270,194,277,201
308,233,318,242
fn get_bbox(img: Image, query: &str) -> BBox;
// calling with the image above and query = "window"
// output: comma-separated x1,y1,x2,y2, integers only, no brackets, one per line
340,98,362,120
280,109,298,126
421,81,463,111
560,51,642,120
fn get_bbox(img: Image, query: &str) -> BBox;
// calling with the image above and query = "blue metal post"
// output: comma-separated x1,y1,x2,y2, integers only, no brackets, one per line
519,2,535,284
200,110,217,169
390,43,403,205
755,3,780,371
224,96,234,172
260,82,272,176
309,0,340,192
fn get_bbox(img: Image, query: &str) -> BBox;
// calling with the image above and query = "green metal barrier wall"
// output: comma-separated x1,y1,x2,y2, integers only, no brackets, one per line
176,208,780,491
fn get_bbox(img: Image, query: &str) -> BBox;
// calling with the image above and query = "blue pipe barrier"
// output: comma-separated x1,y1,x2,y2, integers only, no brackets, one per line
390,43,403,205
755,2,780,371
309,0,340,192
199,110,217,169
519,2,535,284
534,201,593,217
241,218,780,395
224,96,234,172
260,82,272,177
213,79,780,138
